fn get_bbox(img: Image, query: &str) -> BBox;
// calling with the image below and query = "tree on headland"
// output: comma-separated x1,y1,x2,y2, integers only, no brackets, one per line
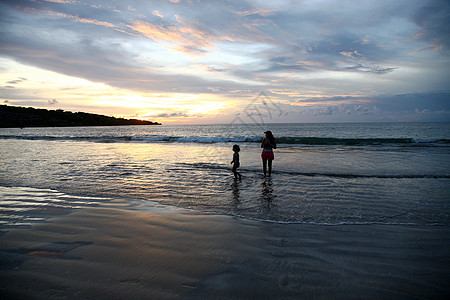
0,105,161,128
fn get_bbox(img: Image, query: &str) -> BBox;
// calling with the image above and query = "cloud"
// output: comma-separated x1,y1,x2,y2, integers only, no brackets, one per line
353,105,370,115
0,0,449,123
44,11,117,29
0,14,245,95
162,112,182,118
338,103,352,114
43,0,76,4
7,77,27,84
371,91,450,113
291,91,450,121
155,112,197,118
343,64,396,74
153,10,164,19
340,51,363,58
234,9,277,17
48,99,58,105
129,18,217,55
412,1,450,53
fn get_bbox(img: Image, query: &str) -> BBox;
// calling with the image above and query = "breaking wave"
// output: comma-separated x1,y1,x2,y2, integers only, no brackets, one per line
2,134,449,146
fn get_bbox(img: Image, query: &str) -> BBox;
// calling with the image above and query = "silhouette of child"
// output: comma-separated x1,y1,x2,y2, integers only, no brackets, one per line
231,144,242,179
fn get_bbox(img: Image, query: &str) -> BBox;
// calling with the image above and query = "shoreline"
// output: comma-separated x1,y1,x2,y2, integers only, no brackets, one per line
1,202,449,299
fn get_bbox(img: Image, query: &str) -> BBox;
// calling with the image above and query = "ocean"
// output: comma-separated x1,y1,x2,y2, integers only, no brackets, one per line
1,122,449,227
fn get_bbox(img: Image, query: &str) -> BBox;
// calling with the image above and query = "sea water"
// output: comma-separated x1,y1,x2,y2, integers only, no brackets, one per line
1,123,449,227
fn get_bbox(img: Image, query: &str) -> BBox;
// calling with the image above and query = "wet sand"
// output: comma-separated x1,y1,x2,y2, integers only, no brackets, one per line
1,205,449,299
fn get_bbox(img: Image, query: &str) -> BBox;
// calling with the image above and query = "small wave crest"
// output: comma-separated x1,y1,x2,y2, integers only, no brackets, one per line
132,136,261,143
0,135,133,143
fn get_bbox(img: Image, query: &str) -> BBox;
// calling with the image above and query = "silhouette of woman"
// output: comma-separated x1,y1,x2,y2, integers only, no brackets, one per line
261,131,276,176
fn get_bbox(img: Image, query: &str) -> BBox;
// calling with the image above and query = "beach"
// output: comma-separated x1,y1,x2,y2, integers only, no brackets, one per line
1,191,449,299
1,123,449,298
2,0,450,297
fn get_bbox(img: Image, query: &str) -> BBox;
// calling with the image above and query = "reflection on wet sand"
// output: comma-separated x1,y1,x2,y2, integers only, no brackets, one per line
231,180,241,207
260,178,276,214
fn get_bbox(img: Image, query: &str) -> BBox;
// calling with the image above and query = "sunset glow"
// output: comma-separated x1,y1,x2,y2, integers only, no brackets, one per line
1,0,449,124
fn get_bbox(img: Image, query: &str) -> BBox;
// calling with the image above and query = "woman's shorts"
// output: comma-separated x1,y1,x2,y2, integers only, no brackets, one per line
261,150,274,160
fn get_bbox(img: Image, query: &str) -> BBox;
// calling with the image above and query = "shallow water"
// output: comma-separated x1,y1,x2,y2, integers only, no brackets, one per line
1,123,449,226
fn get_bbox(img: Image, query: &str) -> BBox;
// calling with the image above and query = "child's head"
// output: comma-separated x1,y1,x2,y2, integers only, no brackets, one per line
232,144,240,152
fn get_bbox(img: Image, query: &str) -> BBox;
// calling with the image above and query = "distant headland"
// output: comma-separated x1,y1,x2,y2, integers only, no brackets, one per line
0,105,161,128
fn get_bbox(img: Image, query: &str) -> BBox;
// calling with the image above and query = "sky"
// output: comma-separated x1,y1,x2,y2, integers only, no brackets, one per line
0,0,449,124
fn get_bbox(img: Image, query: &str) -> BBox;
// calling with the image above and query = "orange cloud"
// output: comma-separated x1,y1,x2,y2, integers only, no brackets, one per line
153,10,164,18
129,20,217,54
340,50,363,58
44,11,116,28
43,0,76,3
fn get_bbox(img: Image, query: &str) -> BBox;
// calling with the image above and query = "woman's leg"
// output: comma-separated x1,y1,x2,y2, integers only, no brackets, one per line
268,160,272,176
262,158,267,176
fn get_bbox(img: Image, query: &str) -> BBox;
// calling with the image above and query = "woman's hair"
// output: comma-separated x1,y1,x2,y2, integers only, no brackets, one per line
233,144,240,152
265,131,276,144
